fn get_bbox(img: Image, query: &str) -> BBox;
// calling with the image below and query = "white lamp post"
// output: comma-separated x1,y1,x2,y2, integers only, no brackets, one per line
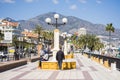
63,32,68,55
45,13,67,61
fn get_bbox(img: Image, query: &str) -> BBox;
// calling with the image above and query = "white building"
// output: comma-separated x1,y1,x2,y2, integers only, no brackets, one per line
0,19,21,43
78,28,87,36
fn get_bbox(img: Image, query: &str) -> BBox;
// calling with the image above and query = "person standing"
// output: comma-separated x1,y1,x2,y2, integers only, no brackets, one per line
39,48,45,67
56,47,65,70
14,49,19,60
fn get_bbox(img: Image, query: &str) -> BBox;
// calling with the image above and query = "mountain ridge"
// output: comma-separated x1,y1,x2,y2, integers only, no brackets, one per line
4,12,120,38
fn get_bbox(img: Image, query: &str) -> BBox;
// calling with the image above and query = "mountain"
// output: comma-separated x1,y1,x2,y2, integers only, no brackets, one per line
4,17,16,22
6,12,120,38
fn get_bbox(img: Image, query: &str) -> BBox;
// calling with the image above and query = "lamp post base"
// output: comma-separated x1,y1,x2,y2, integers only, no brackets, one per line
52,48,59,61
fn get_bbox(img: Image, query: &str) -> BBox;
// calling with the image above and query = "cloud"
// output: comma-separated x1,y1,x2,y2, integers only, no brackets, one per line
0,0,15,3
70,4,77,10
78,0,87,3
52,0,59,4
25,0,35,3
24,0,39,3
96,0,102,4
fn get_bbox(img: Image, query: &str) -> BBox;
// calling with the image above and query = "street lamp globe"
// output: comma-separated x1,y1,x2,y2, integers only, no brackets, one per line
45,18,51,24
62,18,67,24
54,14,59,19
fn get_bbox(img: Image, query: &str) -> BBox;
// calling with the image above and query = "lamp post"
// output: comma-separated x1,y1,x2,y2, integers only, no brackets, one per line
61,32,68,55
45,13,67,61
61,33,72,55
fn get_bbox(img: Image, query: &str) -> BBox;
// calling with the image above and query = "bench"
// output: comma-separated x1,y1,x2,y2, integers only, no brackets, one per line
41,59,76,70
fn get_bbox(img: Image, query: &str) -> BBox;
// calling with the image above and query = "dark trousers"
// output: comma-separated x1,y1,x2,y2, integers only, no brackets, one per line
39,57,47,67
58,60,62,69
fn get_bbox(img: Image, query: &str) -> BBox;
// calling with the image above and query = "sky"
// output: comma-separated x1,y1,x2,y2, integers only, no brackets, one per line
0,0,120,29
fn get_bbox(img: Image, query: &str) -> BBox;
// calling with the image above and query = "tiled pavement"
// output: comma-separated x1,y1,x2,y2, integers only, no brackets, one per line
0,54,120,80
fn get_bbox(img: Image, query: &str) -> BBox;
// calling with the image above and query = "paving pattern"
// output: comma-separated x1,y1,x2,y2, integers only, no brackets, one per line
0,54,120,80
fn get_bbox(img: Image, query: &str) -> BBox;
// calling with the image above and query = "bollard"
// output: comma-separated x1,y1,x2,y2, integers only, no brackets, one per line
111,62,116,70
104,60,110,69
96,58,99,63
100,59,103,64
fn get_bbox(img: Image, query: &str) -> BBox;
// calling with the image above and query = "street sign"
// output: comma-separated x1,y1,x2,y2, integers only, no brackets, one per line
4,31,12,41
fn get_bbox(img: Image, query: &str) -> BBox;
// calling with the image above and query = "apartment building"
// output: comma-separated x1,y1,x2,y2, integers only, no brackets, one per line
0,19,21,43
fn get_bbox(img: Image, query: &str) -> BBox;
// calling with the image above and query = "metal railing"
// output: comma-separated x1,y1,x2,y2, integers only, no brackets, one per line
83,52,120,71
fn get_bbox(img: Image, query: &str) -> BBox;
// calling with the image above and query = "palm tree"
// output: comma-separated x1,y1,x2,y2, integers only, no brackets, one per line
71,34,78,41
34,25,43,43
46,31,54,46
87,34,103,51
80,35,88,50
94,42,104,51
105,23,115,52
72,34,104,52
70,34,78,49
42,31,54,48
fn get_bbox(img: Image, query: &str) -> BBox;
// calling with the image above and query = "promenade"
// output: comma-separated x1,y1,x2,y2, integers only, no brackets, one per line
0,54,120,80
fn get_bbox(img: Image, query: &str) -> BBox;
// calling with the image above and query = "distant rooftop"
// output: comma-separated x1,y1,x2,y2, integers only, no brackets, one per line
0,19,19,27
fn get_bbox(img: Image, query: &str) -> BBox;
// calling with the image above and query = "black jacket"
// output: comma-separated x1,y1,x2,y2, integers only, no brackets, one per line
56,50,65,61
